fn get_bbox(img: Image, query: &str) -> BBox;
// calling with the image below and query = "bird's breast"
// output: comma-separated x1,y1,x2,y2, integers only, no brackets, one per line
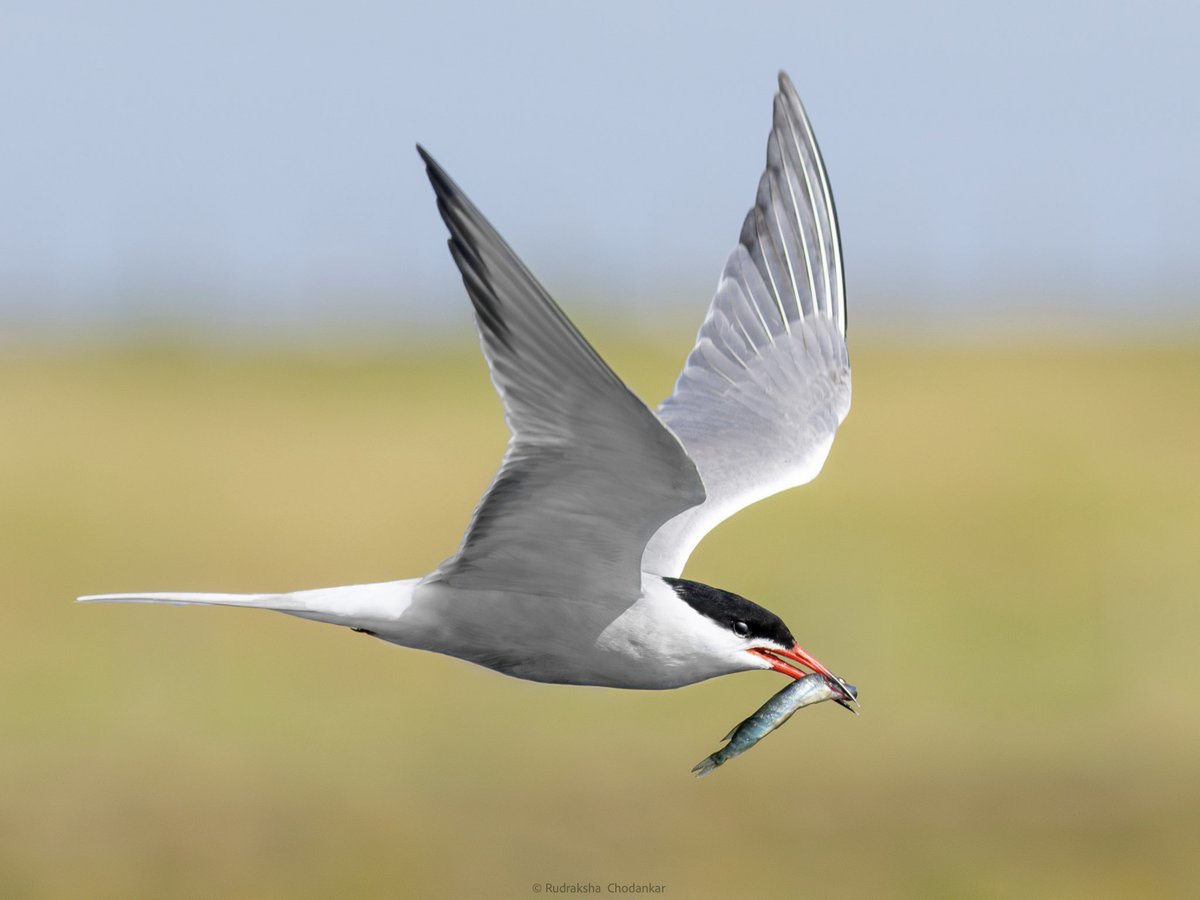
397,579,731,689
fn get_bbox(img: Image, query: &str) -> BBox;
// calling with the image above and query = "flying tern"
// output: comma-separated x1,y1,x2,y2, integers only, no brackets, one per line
81,73,853,695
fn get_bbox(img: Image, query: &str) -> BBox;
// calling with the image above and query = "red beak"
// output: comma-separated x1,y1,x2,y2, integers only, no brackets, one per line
749,643,855,702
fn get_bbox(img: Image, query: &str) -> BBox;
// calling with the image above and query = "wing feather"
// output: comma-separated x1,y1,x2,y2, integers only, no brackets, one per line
418,148,705,601
642,73,851,577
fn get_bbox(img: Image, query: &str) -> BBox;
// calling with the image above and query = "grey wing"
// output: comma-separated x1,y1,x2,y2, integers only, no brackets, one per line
642,73,851,578
419,148,705,603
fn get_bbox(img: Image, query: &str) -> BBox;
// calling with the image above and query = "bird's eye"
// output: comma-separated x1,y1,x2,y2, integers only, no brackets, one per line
733,621,750,637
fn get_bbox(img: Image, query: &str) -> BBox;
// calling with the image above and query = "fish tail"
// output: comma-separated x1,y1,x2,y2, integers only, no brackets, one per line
691,752,724,778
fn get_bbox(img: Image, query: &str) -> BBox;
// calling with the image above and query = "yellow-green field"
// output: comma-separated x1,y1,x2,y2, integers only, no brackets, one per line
3,327,1198,898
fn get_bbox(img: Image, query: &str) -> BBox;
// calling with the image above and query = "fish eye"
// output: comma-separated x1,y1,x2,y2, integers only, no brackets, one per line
733,621,750,637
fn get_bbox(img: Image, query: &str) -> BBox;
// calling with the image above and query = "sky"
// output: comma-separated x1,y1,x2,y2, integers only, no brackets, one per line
3,0,1197,331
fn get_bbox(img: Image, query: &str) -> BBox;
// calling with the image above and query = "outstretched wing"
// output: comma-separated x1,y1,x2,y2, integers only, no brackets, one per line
419,148,705,602
641,73,851,577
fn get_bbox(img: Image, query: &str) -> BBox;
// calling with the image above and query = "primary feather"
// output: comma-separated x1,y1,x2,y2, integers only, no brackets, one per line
417,148,705,606
643,72,852,577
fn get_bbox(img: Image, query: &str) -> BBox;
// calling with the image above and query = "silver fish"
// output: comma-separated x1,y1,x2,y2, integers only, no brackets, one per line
692,673,858,777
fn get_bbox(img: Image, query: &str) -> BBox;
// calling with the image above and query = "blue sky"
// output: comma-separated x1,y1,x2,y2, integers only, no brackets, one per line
3,1,1197,329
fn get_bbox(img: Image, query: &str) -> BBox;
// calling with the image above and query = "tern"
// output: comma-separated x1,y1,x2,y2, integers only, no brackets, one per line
80,73,852,694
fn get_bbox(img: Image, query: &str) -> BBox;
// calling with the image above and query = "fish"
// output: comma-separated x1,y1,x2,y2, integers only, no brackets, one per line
692,673,858,777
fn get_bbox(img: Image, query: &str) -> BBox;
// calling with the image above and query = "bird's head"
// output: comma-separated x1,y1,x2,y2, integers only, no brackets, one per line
663,576,854,700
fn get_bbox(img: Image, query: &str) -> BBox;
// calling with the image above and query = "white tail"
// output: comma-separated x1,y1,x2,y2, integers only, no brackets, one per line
80,590,297,609
77,580,419,629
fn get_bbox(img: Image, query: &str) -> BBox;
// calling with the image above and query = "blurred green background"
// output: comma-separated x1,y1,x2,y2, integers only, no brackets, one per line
3,326,1197,898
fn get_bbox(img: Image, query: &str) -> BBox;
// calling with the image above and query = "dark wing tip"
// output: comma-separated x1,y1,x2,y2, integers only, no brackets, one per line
415,143,434,166
417,145,460,203
416,144,442,186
